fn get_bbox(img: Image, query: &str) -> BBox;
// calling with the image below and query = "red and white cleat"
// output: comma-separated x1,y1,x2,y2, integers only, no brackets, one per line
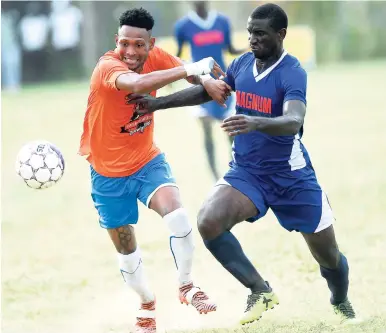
179,282,217,314
134,300,156,333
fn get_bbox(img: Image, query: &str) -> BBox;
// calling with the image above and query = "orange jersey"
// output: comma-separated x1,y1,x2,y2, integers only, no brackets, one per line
79,46,182,177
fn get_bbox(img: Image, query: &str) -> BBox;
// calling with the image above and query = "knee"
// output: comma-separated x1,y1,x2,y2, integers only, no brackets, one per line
197,205,225,240
149,186,182,217
164,207,191,237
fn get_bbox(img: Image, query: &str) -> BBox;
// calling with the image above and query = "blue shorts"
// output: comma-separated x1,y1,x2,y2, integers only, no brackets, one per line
219,165,334,233
91,153,177,229
196,94,234,121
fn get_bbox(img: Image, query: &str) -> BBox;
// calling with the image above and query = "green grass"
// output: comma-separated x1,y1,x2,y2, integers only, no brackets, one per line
2,61,386,333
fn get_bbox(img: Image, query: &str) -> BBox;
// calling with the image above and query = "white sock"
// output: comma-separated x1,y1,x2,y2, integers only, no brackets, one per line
118,248,154,303
164,208,194,285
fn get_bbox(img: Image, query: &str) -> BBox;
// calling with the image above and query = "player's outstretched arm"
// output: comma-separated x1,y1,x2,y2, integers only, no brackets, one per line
221,100,306,136
126,79,232,114
116,57,224,94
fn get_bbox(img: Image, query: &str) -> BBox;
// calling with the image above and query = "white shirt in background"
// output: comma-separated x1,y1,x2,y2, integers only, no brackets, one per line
19,15,49,51
50,5,83,50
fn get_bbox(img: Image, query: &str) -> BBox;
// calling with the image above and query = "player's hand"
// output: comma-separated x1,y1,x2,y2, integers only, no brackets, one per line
202,79,232,107
184,57,225,78
210,59,226,79
221,114,258,136
125,93,159,115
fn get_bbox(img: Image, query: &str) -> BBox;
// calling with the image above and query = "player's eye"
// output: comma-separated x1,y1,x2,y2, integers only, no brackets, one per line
137,43,144,48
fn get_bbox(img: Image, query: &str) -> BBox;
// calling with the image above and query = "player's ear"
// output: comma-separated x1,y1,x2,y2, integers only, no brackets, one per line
278,28,286,41
115,34,119,46
149,37,155,50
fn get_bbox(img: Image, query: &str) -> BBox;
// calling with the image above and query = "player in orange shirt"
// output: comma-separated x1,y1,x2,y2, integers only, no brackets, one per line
79,8,231,333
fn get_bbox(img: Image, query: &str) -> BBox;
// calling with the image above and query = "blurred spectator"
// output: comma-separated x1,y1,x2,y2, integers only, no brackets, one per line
50,0,83,79
1,9,22,92
19,2,49,83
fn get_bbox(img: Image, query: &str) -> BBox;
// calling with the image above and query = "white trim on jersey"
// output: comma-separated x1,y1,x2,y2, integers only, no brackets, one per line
288,133,306,171
253,50,288,83
314,191,334,233
187,10,218,30
231,140,236,163
215,178,231,187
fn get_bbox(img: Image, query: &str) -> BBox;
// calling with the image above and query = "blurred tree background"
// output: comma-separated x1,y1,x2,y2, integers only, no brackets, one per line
2,0,386,87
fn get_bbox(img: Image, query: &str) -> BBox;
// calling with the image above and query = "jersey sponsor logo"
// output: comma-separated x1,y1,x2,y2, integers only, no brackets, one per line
192,30,224,46
120,114,152,136
236,90,272,114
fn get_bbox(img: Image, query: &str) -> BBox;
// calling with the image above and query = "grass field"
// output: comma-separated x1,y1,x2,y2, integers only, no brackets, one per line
2,60,386,333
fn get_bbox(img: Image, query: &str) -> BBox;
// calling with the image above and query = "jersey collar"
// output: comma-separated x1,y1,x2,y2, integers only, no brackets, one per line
187,10,218,30
253,50,288,83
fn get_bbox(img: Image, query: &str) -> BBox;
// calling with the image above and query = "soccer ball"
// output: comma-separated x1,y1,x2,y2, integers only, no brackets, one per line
15,141,65,189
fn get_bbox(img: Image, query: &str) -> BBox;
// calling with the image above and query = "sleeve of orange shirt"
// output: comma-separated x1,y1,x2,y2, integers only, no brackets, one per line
98,56,132,91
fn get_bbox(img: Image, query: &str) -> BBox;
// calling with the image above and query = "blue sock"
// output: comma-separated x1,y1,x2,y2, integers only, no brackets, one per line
204,231,268,292
320,253,349,305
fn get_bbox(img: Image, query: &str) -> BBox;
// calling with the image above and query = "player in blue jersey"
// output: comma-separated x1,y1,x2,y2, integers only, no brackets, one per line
174,1,246,180
127,3,358,326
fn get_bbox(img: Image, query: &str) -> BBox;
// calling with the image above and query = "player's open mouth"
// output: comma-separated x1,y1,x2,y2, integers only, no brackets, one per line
124,58,139,65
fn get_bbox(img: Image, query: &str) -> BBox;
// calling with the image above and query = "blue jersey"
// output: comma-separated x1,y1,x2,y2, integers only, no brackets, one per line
223,51,310,175
174,11,231,70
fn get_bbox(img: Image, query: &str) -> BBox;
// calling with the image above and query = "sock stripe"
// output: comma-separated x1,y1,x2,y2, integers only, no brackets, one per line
169,228,192,270
120,258,142,276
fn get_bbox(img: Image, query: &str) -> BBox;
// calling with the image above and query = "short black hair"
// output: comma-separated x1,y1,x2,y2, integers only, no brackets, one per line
251,3,288,32
119,7,154,31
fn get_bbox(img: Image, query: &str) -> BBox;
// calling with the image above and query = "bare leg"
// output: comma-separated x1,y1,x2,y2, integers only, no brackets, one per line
108,224,137,255
198,185,268,292
198,185,279,324
302,225,340,269
302,225,350,305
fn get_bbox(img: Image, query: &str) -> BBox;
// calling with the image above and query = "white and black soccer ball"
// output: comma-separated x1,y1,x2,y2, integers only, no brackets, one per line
15,141,65,189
